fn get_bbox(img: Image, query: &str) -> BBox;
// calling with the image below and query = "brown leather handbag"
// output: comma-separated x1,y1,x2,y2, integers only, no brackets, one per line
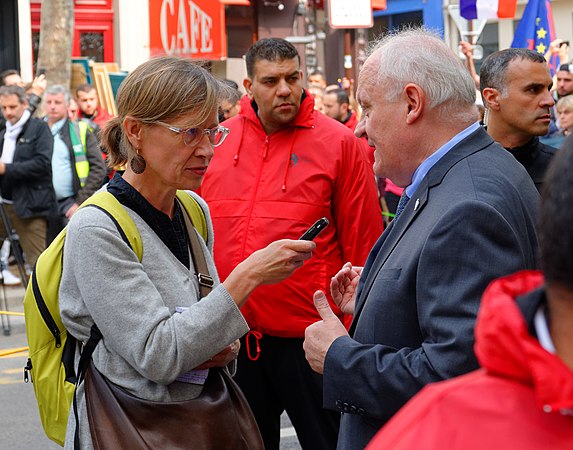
83,200,263,449
85,365,263,449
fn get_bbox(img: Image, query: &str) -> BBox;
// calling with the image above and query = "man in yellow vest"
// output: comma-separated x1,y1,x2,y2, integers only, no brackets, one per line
44,85,106,243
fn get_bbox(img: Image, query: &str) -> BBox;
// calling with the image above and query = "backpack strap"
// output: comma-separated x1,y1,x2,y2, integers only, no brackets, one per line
79,192,144,261
175,190,208,242
72,191,142,449
73,324,101,449
178,198,213,298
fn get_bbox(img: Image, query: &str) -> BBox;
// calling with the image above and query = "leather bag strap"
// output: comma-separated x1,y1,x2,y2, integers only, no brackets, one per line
179,199,213,298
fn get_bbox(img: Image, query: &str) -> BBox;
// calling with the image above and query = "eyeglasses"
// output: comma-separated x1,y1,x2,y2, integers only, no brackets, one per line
154,121,230,147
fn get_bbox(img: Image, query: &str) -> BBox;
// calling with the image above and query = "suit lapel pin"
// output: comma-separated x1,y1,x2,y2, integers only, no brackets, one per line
414,198,420,211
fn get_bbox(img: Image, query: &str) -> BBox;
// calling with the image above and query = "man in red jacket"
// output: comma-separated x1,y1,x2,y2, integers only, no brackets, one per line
201,38,383,450
322,88,359,131
75,83,112,131
367,137,573,450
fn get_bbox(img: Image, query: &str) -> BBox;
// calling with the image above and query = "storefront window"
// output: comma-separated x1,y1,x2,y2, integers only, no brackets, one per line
80,32,104,62
225,5,256,58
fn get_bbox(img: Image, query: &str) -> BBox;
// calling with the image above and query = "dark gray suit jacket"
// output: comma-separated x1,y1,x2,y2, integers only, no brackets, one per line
323,127,540,450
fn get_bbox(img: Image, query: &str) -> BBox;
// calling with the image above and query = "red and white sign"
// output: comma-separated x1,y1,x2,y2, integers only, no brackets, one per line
149,0,226,60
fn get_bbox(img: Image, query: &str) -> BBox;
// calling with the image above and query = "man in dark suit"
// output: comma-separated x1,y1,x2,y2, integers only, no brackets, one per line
303,28,540,450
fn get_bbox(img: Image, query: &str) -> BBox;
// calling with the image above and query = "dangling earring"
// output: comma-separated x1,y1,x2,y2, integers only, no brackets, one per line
130,148,146,174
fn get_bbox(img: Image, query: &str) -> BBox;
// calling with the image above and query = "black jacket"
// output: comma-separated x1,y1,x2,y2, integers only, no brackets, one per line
0,117,56,218
506,137,557,193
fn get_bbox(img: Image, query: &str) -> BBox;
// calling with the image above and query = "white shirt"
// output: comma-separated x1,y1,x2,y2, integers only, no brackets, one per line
2,109,31,164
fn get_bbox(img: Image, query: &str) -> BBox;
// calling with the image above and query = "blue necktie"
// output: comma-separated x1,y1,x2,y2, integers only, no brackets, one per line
394,192,410,220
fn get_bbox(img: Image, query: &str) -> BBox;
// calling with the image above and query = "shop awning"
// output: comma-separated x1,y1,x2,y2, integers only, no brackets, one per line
372,0,387,9
219,0,251,5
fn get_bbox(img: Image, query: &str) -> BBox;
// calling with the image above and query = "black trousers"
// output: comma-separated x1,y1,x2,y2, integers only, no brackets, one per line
47,196,75,244
234,335,340,450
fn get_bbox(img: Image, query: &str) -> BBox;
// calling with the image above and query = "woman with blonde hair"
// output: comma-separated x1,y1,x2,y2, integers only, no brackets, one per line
60,56,315,448
557,94,573,137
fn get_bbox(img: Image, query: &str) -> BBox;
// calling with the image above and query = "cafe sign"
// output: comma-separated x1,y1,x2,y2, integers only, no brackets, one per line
149,0,226,60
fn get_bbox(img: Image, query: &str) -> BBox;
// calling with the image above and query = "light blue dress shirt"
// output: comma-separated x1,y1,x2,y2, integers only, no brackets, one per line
405,122,481,198
50,118,75,200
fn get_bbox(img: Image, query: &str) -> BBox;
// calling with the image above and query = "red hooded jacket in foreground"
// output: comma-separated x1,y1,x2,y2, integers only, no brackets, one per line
200,92,383,337
367,271,573,450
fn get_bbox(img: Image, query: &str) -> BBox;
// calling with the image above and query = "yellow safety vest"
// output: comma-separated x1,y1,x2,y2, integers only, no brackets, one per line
69,121,90,187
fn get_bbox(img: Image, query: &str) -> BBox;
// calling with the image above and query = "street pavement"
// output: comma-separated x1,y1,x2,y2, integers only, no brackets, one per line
0,280,302,449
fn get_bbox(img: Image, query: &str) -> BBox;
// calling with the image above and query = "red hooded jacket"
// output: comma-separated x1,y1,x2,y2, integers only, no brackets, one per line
78,104,112,129
367,271,573,449
200,92,383,337
342,111,358,131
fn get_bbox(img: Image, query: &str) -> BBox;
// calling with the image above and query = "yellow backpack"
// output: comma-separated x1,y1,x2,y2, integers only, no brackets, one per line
23,190,207,446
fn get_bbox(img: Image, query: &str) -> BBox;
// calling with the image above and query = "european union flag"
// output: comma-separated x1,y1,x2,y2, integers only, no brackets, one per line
511,0,559,73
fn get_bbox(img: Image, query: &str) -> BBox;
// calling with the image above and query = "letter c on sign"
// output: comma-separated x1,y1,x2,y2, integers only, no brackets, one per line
160,0,176,54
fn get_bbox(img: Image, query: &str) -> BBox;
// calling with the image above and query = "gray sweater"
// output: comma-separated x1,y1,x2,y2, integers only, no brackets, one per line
60,190,249,449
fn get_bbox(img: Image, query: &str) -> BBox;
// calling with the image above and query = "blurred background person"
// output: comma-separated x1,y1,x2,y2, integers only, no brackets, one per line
308,84,324,111
544,38,570,68
75,83,112,132
44,85,106,242
219,79,242,122
458,41,486,122
542,61,573,146
0,85,55,278
459,40,480,90
67,97,79,122
322,88,358,130
0,69,47,129
308,69,327,89
556,94,573,137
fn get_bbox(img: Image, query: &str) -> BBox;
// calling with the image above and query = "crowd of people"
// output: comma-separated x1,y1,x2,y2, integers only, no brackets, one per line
0,72,108,285
1,26,572,449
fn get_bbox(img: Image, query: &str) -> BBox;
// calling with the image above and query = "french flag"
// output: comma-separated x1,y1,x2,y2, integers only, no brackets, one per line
460,0,517,20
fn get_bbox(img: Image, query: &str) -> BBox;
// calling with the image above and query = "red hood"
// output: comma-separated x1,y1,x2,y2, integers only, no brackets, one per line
343,111,358,131
78,105,112,128
231,91,316,190
476,271,573,411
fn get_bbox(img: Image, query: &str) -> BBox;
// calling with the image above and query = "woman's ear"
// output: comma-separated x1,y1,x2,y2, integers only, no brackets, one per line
123,116,144,149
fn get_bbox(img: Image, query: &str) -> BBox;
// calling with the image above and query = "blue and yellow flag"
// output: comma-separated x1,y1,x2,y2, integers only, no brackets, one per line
511,0,559,73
